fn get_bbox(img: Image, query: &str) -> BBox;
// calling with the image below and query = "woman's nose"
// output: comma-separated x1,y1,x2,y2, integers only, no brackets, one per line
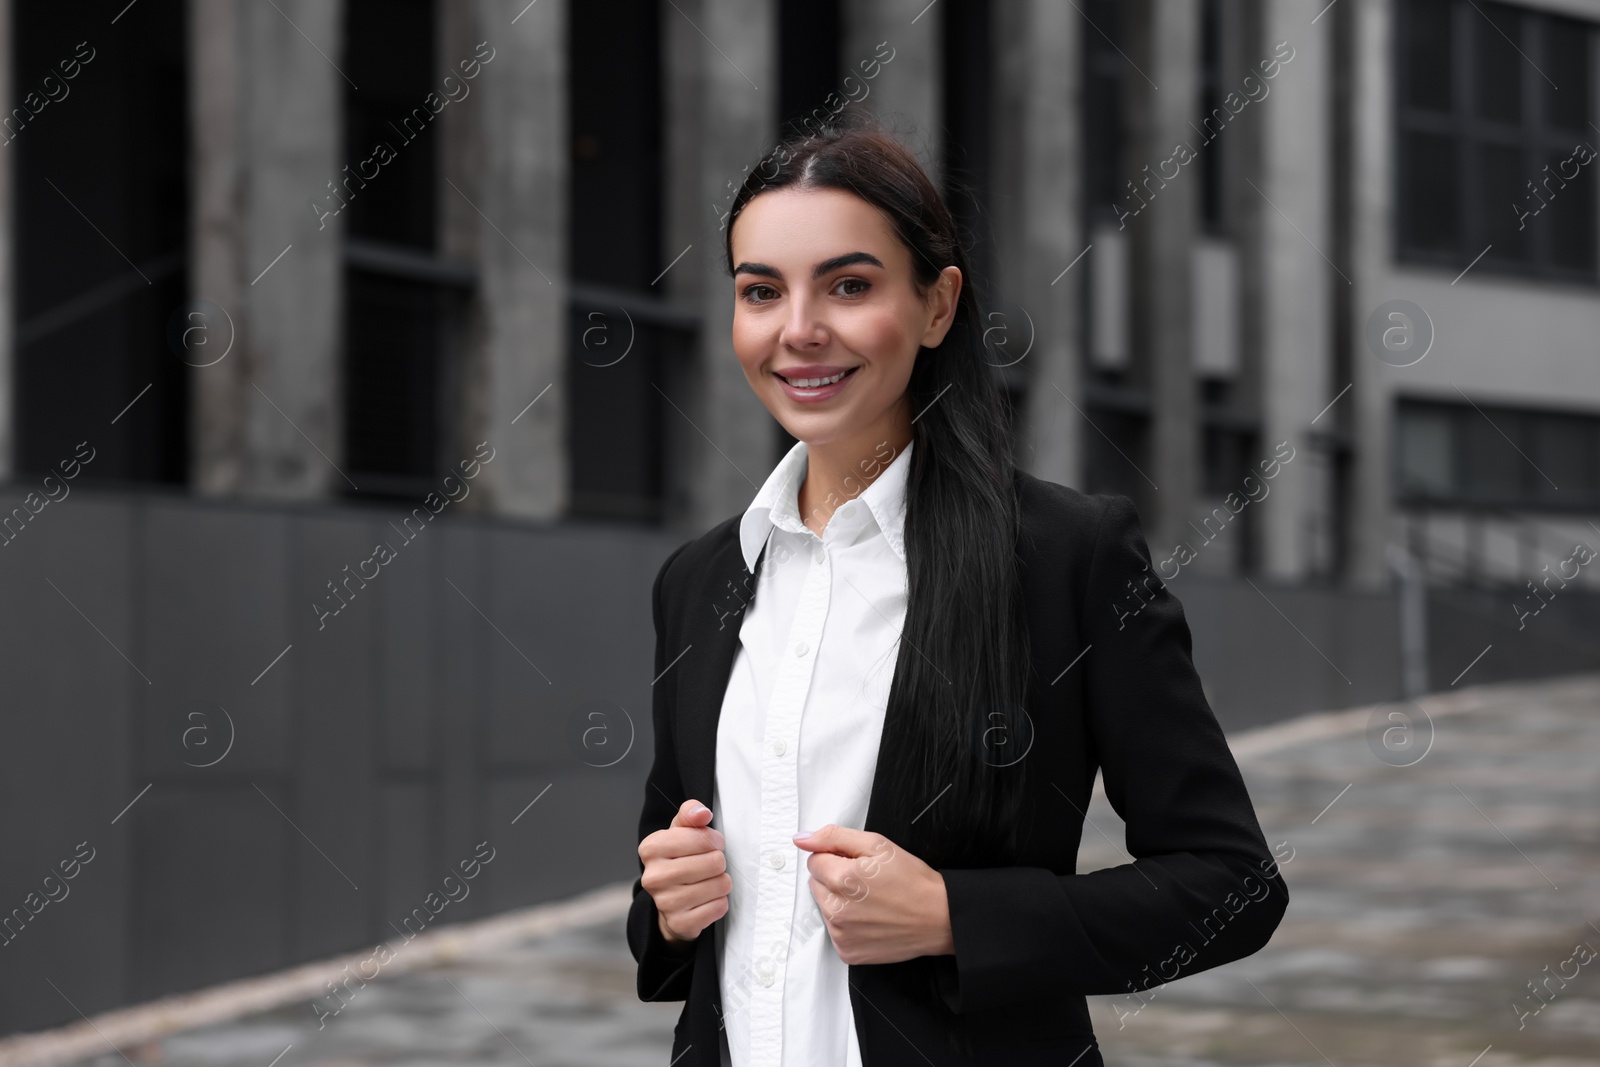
780,295,828,348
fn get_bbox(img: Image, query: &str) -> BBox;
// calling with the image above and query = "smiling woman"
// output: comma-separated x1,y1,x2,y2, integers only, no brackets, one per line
628,108,1288,1067
729,185,965,528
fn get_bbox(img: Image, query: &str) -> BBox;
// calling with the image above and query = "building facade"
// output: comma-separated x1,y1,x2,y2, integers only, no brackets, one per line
2,0,1598,588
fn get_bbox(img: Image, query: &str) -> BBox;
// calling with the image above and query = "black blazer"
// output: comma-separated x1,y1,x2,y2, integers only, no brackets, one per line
628,469,1290,1066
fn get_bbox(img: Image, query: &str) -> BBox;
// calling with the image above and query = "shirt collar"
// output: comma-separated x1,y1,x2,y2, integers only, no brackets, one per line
739,438,914,572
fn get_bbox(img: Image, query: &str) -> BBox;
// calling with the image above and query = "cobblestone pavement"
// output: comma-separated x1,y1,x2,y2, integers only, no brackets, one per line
65,674,1600,1067
1084,673,1600,1067
67,921,685,1067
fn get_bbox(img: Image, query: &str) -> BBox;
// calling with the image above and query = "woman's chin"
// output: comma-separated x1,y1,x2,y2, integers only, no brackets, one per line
774,412,851,446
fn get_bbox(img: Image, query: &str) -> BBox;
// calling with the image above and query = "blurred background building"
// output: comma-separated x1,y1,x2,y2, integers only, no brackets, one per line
1,0,1598,1039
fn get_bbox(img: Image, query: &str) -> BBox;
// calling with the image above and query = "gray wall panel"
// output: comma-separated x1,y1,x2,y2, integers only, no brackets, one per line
0,493,135,1026
482,524,613,766
288,514,379,961
435,520,491,926
377,782,440,945
138,501,293,776
374,511,439,773
485,766,641,911
2,486,1595,1037
1169,576,1404,731
129,786,290,999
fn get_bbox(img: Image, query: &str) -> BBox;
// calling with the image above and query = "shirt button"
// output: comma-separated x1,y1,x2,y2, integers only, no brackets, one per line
769,738,786,757
768,850,786,869
758,972,775,987
813,546,826,564
793,640,809,657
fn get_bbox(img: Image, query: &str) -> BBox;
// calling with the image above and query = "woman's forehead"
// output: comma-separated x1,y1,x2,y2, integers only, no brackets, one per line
731,188,901,265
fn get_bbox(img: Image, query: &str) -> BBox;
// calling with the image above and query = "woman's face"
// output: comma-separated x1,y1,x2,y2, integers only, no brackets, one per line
729,186,960,450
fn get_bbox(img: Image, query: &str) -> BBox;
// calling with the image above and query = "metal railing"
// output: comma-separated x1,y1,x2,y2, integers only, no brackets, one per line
1398,505,1600,594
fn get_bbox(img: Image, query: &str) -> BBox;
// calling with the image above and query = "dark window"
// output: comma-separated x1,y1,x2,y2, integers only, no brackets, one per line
942,0,995,301
1197,0,1225,233
1545,22,1590,131
1403,0,1454,112
12,1,188,485
1396,397,1600,510
340,0,445,498
1395,0,1598,282
1083,0,1128,228
1399,130,1458,253
1396,402,1455,497
1547,144,1597,271
567,0,672,521
1080,399,1154,521
1532,411,1600,505
1458,407,1528,502
1472,4,1522,123
778,0,842,139
1200,380,1257,488
941,0,1018,404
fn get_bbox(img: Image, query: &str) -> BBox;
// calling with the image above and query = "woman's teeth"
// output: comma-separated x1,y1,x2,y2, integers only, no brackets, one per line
781,369,850,387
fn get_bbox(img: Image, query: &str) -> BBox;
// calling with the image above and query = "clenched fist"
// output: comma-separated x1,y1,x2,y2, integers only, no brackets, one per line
638,799,730,948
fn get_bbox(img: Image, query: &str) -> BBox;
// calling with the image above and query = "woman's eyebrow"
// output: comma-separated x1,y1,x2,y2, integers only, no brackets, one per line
733,251,885,281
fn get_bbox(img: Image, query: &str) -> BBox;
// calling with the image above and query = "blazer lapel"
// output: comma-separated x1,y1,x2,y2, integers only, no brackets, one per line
863,622,913,842
677,527,767,810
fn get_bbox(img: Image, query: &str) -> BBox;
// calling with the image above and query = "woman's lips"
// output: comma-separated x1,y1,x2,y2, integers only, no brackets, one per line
774,366,859,402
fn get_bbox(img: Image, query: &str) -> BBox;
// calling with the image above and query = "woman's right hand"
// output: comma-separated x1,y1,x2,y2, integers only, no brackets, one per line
639,799,731,947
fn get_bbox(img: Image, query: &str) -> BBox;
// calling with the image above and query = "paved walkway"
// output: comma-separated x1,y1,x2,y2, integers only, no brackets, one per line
56,673,1600,1067
1087,673,1600,1067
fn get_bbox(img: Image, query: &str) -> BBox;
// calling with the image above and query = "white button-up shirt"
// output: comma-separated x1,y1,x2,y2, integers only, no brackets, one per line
711,436,913,1067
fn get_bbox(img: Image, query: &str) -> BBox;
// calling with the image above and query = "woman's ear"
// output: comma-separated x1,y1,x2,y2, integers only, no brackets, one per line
920,266,963,348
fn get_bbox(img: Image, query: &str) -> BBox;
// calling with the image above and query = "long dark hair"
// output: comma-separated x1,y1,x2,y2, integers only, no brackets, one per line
722,109,1033,870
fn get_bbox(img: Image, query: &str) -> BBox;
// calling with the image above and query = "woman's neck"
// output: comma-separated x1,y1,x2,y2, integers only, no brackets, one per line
796,418,913,538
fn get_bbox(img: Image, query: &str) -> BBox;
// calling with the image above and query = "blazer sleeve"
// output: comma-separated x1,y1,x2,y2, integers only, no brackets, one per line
930,493,1290,1015
626,539,700,1001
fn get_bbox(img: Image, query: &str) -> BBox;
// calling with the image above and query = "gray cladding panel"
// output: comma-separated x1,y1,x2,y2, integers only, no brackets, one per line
139,500,294,776
287,514,380,961
484,523,645,768
128,786,290,1000
8,486,1573,1038
0,493,134,1028
484,766,643,913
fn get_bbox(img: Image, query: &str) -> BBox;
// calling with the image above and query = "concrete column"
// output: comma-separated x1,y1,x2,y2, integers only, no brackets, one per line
1347,0,1393,589
190,0,245,493
197,0,347,499
1124,0,1201,552
995,0,1084,490
0,0,12,480
662,0,778,532
468,0,568,518
841,0,942,180
436,0,484,504
190,0,345,497
1237,5,1333,581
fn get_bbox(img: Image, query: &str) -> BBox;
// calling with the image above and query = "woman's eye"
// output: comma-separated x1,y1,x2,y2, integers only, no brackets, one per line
835,278,870,297
741,283,778,304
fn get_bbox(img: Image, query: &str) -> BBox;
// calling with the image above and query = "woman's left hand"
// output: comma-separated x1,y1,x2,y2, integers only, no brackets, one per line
792,825,954,965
